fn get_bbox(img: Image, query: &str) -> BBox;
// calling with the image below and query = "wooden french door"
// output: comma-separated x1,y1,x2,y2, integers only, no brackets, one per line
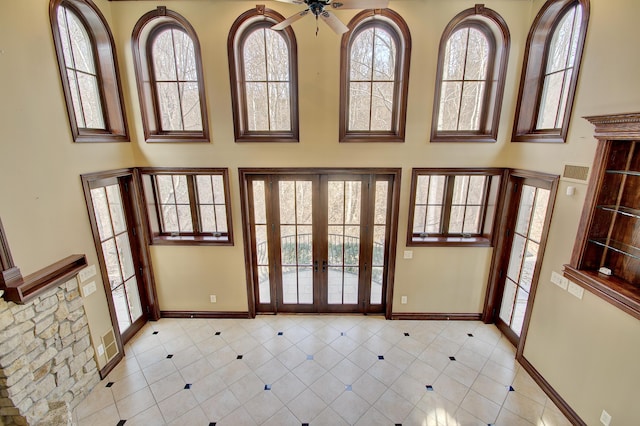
486,171,558,348
242,169,399,315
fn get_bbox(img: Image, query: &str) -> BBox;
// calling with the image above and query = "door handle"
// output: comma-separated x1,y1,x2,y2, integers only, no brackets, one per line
314,260,318,272
322,260,327,272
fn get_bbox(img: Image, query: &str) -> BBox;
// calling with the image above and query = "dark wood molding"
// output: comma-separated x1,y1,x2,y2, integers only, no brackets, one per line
430,5,510,143
160,310,250,319
339,8,411,143
512,0,590,143
49,0,129,143
584,112,640,139
518,355,587,426
227,7,299,143
1,255,87,304
391,312,482,321
131,7,210,143
98,350,124,380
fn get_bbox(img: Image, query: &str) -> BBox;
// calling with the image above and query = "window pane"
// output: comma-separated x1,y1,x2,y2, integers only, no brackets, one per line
244,29,267,81
297,225,312,265
413,206,426,234
215,205,228,233
176,205,193,232
464,28,490,80
374,181,388,225
266,30,289,81
429,176,446,204
350,28,374,81
162,205,179,233
66,70,85,128
116,234,135,280
425,206,442,233
520,241,539,292
211,175,225,204
371,82,394,131
452,176,470,205
200,205,216,233
152,29,178,81
467,176,486,205
156,175,176,204
415,175,430,204
91,187,113,240
349,82,371,131
458,81,485,131
555,69,573,128
67,10,95,74
442,28,468,80
245,82,269,131
344,181,361,225
296,182,313,225
537,72,564,130
449,205,464,233
370,266,383,304
437,81,462,131
173,29,197,81
515,185,535,236
372,28,396,80
172,175,189,204
529,189,550,243
507,234,526,282
77,72,105,129
157,82,183,131
106,185,126,235
329,181,345,225
328,227,344,265
112,284,132,332
252,181,267,224
463,206,481,234
546,7,577,74
125,277,143,323
180,82,203,131
58,8,73,66
279,181,295,224
511,287,529,336
196,175,213,204
258,265,270,304
102,238,122,289
499,279,517,325
373,226,386,266
268,82,291,131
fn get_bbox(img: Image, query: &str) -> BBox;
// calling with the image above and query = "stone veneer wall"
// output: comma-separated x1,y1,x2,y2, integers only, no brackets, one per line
0,277,100,425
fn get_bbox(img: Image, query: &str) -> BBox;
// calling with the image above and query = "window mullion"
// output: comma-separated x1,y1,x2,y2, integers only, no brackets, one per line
441,176,455,235
554,6,579,128
367,28,377,131
455,28,472,132
187,175,200,233
262,29,272,131
170,29,186,131
422,176,431,234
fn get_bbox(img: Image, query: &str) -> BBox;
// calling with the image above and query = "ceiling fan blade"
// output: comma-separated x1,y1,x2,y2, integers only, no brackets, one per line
320,11,349,34
331,0,389,10
272,10,310,31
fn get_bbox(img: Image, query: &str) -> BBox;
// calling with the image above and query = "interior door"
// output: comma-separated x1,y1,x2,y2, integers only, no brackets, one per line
245,170,396,314
489,172,557,347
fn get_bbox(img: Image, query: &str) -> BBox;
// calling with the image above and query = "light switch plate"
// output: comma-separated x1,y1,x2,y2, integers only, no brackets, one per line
78,265,97,282
81,281,97,297
567,281,584,299
403,250,413,259
559,276,569,290
550,271,563,286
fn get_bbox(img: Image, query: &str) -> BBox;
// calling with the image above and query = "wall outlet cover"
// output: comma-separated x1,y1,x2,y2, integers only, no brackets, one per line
550,271,562,285
559,276,569,290
210,295,217,303
78,264,97,282
81,281,97,298
401,296,407,304
600,409,612,426
568,281,584,299
403,250,413,259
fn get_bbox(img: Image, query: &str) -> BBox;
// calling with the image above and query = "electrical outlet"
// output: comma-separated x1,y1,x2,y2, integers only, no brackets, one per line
567,281,584,299
210,295,217,303
81,281,96,297
97,344,105,356
401,296,407,304
559,276,569,290
550,271,563,286
600,409,611,426
403,250,413,259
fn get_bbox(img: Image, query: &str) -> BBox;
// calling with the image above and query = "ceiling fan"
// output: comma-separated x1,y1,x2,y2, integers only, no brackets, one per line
271,0,390,35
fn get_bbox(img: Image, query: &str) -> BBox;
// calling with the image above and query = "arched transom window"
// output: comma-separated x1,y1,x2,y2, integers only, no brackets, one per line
229,7,299,142
340,9,411,142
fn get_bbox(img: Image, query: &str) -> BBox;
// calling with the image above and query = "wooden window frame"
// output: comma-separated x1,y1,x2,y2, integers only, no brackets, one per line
512,0,590,143
228,6,299,143
407,168,506,247
431,5,510,143
339,9,411,143
50,0,129,143
139,168,234,246
131,7,210,143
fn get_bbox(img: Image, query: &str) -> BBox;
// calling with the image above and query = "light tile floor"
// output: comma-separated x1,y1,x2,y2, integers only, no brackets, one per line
73,316,572,426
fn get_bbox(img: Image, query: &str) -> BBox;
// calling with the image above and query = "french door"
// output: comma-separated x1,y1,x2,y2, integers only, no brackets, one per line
486,171,558,348
82,171,155,348
241,169,400,315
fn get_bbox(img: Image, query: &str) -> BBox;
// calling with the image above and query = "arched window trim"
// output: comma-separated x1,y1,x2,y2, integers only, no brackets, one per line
50,0,129,143
228,6,299,143
339,8,411,143
512,0,590,143
431,5,510,143
132,7,210,143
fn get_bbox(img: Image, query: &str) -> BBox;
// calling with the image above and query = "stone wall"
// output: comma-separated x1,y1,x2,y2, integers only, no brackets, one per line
0,277,100,425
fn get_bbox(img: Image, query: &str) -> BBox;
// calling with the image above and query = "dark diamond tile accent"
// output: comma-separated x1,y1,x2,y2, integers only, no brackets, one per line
237,355,243,360
306,355,314,360
105,382,114,388
184,384,192,389
378,355,384,360
209,423,216,426
152,331,159,335
166,354,173,359
395,424,402,426
340,332,346,336
264,384,271,390
467,333,474,337
277,331,283,336
426,385,434,391
345,385,352,391
117,421,126,426
302,424,309,426
509,385,515,391
404,332,410,336
215,331,221,335
449,356,456,361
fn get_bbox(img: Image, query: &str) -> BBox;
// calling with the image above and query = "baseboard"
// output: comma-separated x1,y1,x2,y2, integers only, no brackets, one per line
518,355,586,426
391,312,482,320
160,311,250,319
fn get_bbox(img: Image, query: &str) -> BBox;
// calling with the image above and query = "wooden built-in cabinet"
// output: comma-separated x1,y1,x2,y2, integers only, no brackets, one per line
564,112,640,320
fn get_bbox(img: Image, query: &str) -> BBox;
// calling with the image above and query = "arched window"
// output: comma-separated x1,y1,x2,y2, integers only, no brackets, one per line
228,6,299,142
132,7,209,143
50,0,128,142
431,5,510,143
340,9,411,142
513,0,589,143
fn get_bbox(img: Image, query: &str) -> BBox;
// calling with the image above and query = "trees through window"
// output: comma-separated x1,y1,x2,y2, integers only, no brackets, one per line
340,9,411,142
228,6,299,142
431,5,510,142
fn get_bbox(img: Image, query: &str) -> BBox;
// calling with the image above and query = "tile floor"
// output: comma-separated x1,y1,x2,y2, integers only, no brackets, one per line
73,316,572,426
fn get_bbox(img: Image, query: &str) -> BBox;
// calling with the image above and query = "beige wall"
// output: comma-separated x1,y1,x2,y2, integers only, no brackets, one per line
1,0,639,423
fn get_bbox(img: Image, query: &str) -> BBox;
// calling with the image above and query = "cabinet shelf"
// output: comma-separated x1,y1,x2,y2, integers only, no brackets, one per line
588,238,640,260
596,205,640,219
605,169,640,177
